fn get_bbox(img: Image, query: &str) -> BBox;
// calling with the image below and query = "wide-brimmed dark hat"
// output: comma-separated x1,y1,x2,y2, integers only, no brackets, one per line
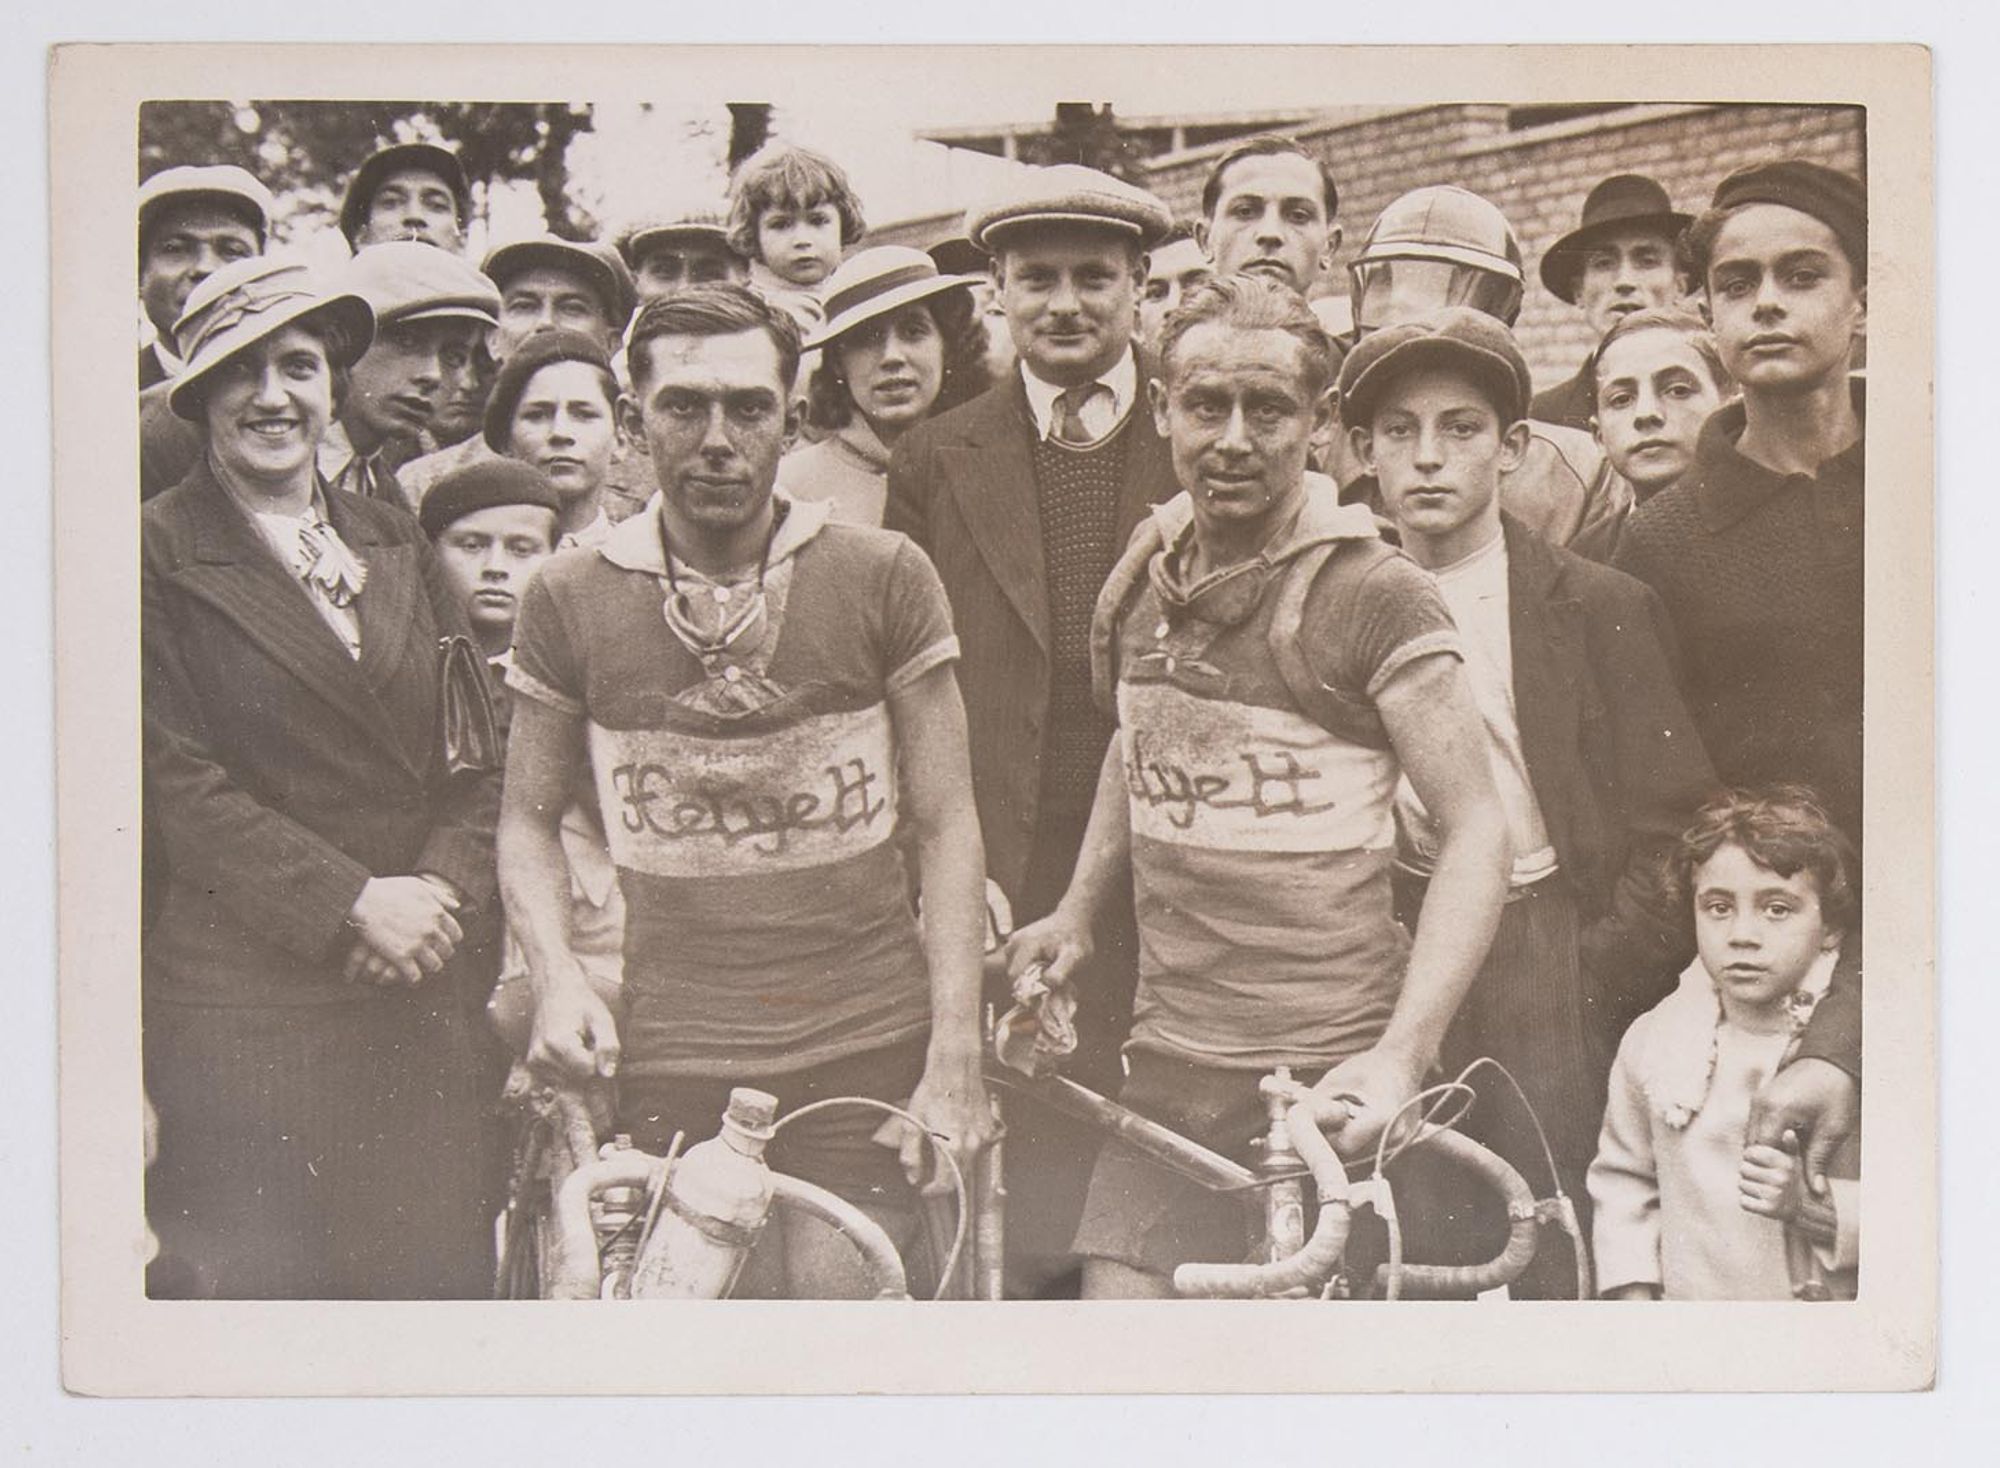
482,235,637,334
805,247,982,352
1538,175,1692,305
167,256,376,420
338,142,470,247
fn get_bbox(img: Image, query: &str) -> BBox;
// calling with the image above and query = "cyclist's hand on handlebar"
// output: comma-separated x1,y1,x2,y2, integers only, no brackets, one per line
900,1059,1001,1196
527,961,622,1083
1308,1045,1425,1157
1002,906,1093,990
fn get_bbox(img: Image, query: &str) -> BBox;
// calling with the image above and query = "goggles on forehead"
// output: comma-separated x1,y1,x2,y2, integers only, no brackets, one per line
1349,258,1523,335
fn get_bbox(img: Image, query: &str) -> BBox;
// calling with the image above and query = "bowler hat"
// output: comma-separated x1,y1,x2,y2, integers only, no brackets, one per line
1337,305,1534,429
481,327,617,453
338,143,470,247
965,164,1172,252
1538,175,1691,305
805,247,982,352
419,457,563,540
341,241,501,330
482,234,637,334
167,256,375,421
139,165,275,250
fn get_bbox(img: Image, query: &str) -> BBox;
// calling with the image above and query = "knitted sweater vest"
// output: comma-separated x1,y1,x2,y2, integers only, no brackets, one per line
1031,416,1133,813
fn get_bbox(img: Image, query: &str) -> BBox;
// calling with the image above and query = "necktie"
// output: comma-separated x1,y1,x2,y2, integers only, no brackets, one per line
1052,384,1105,446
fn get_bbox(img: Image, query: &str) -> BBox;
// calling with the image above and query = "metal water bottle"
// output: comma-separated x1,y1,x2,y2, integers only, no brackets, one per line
630,1088,779,1299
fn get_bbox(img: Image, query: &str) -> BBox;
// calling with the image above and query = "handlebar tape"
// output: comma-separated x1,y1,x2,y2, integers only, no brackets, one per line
1372,1129,1539,1298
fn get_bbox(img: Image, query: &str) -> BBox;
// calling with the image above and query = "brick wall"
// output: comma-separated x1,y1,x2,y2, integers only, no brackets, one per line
1142,102,1865,389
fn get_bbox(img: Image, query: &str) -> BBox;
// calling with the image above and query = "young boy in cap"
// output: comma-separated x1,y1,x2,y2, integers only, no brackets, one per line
325,242,502,508
1335,184,1631,553
395,234,639,512
885,162,1182,1296
1610,159,1867,1176
137,164,273,388
1342,305,1715,1292
419,457,562,669
1004,275,1511,1299
1530,175,1693,432
340,141,470,253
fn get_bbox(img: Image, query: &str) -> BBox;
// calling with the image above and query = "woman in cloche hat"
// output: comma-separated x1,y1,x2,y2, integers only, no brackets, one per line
783,245,994,526
141,255,500,1300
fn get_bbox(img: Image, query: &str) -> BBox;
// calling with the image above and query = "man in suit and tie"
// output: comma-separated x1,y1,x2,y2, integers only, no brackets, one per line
884,164,1180,1297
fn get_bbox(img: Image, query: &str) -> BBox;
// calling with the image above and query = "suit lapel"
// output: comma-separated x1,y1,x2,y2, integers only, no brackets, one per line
168,469,424,777
1504,515,1582,790
944,380,1051,653
1116,407,1177,543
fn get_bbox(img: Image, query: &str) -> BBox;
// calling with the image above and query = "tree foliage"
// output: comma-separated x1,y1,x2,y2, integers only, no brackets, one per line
138,100,597,240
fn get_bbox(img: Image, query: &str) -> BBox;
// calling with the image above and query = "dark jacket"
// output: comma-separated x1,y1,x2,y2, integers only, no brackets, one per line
1529,361,1595,434
1611,390,1864,846
1503,513,1717,1037
883,374,1179,899
139,342,170,391
140,379,202,500
142,458,500,1006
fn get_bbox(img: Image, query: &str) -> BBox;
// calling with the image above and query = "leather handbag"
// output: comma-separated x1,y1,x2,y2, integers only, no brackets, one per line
437,634,503,777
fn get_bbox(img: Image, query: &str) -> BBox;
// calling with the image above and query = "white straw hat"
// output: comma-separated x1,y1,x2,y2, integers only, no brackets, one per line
806,246,982,351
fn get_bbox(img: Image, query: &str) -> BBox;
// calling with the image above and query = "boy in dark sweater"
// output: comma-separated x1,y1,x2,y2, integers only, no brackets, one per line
1611,159,1865,1176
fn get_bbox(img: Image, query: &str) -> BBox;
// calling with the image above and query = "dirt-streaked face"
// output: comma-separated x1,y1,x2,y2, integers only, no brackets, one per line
1152,320,1326,548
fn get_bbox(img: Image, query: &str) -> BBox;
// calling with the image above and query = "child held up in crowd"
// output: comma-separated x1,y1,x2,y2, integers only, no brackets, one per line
1588,786,1860,1300
726,141,868,334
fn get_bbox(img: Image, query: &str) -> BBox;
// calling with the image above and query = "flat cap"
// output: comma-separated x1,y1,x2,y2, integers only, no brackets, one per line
139,165,275,247
965,164,1172,252
338,142,470,247
619,214,737,265
1337,305,1533,429
340,241,501,330
481,327,616,453
418,457,563,540
1706,158,1867,275
482,234,637,334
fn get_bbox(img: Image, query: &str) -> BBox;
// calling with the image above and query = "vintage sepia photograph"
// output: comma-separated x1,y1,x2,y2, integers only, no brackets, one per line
50,40,1936,1400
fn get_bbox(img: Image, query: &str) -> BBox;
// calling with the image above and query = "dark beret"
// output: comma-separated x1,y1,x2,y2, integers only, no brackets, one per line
481,328,618,453
1709,159,1867,274
419,458,562,540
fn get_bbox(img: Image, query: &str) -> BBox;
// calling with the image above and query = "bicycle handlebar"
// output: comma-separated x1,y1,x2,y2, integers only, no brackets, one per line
1372,1128,1538,1298
1173,1098,1353,1298
1172,1102,1540,1300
